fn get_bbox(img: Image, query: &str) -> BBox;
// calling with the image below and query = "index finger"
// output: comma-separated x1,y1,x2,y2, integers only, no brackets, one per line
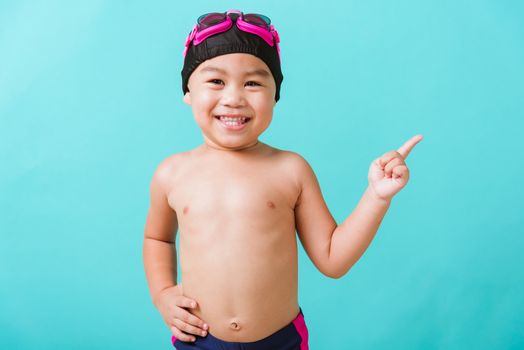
178,309,207,329
397,134,423,159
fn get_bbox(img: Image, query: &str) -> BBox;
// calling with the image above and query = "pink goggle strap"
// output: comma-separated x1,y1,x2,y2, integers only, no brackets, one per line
183,24,198,57
193,15,233,46
183,12,281,62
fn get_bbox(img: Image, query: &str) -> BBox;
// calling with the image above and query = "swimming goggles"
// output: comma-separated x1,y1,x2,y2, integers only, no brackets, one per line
183,9,281,60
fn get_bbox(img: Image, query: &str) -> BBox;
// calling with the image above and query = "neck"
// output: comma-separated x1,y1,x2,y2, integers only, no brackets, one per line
202,140,262,153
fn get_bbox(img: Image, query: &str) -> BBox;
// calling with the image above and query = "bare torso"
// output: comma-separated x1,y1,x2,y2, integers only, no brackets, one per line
166,142,301,342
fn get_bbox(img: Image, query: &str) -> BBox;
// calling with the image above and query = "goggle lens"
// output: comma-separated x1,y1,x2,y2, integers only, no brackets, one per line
197,13,227,29
243,13,271,28
197,12,271,31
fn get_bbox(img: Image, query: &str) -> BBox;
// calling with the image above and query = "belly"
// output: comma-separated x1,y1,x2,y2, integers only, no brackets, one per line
178,227,300,342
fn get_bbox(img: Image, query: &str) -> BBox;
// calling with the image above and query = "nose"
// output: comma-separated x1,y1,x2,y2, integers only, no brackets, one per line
220,84,246,108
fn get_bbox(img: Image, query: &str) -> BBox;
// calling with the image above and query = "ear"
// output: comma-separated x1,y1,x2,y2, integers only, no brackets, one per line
183,91,191,105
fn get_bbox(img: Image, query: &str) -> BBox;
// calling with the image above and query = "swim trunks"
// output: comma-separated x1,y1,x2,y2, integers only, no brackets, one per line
172,308,309,350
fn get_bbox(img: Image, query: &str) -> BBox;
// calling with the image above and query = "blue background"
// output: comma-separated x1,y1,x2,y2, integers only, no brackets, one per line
1,0,523,349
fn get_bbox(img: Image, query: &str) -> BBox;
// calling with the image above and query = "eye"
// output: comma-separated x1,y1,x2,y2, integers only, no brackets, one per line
245,81,261,87
208,79,224,85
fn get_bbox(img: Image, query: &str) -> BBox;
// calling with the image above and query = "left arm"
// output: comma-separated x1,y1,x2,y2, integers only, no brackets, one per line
294,135,423,278
326,187,391,278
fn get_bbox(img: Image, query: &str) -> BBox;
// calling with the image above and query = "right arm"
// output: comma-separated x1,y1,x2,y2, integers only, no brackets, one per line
143,158,178,305
142,158,208,342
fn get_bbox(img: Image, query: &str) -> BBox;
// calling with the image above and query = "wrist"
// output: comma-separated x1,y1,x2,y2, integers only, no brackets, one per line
153,284,177,307
365,186,392,205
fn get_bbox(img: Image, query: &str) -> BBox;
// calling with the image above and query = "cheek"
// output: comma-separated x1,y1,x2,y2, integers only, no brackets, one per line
191,91,218,114
193,90,214,104
253,95,274,115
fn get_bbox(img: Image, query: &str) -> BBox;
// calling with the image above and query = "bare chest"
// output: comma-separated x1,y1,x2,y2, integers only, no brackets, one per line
167,159,299,224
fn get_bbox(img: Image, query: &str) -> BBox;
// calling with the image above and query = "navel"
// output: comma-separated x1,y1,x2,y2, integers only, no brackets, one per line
229,321,241,330
266,201,276,209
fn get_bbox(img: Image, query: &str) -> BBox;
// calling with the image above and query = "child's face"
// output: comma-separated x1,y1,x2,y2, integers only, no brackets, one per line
184,53,277,151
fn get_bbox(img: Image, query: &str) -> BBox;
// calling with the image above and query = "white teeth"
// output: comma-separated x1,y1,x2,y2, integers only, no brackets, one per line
217,116,248,126
219,116,247,122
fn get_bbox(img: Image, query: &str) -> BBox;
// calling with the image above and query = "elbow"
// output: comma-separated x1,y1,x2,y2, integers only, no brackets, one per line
322,266,349,279
324,271,344,279
323,258,356,279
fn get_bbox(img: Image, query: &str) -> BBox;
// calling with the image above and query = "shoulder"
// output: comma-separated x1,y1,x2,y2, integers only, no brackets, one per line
275,149,310,168
150,151,191,191
269,146,312,169
270,148,316,186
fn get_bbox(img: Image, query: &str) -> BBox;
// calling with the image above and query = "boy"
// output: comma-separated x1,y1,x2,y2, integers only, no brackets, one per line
143,9,422,350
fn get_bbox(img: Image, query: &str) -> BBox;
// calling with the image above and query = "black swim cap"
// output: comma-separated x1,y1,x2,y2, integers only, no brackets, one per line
181,12,283,102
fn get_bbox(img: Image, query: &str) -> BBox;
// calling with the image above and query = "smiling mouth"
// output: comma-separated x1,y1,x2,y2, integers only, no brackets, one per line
214,115,251,126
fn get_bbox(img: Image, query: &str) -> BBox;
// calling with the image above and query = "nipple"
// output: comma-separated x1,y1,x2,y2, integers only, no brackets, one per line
229,321,241,331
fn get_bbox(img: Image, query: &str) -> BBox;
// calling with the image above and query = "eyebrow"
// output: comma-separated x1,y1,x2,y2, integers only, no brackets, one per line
200,66,271,78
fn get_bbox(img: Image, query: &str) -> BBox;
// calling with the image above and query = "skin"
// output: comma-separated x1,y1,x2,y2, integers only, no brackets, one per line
143,53,423,343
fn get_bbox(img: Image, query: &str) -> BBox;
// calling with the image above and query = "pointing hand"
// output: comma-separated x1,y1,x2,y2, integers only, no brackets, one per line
367,135,423,201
